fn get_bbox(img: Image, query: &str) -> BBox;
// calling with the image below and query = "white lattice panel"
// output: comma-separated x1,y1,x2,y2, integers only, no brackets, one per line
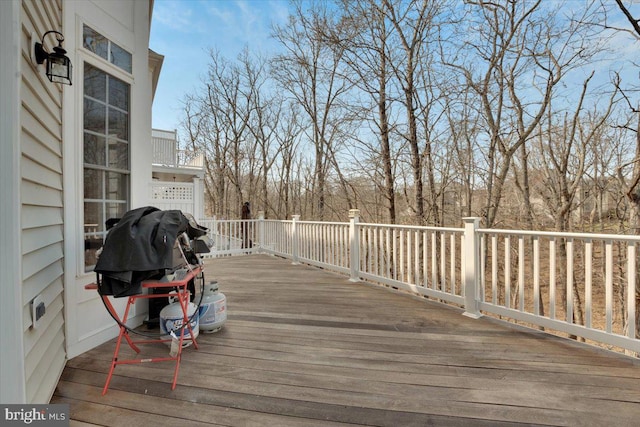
151,183,194,201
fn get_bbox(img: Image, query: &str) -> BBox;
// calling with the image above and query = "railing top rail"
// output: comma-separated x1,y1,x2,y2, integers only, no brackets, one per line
359,222,463,233
152,128,177,138
199,216,638,242
478,227,640,242
297,220,348,226
202,218,260,223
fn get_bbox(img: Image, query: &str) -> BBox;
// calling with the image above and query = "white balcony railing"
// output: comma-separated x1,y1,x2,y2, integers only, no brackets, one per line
152,129,204,169
197,212,639,354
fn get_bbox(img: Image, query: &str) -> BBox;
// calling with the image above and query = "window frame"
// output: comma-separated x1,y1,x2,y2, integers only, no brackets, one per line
82,24,133,74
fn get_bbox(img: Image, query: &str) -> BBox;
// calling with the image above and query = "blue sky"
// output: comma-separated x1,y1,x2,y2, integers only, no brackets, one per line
150,0,291,131
149,0,640,133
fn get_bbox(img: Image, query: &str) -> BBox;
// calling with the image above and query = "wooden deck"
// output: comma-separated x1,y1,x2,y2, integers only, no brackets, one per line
52,255,640,426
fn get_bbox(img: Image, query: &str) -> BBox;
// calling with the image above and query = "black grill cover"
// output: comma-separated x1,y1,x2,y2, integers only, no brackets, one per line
94,206,190,297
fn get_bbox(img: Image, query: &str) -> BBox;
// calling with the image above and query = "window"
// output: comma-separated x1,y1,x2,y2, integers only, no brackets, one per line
83,25,132,73
83,63,130,272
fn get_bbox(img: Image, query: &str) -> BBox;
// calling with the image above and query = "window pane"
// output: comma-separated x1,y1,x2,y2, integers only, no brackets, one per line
108,107,128,140
84,169,103,199
106,202,127,221
84,202,104,232
84,133,106,166
107,138,128,170
108,75,129,110
110,42,132,73
83,25,108,60
84,236,103,271
84,201,104,272
84,98,106,134
84,64,106,101
106,171,128,200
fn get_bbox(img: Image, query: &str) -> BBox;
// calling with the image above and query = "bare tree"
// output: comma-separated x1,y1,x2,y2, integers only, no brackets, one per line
271,1,353,220
183,49,259,217
244,53,281,217
382,0,443,225
183,86,230,217
271,104,304,218
444,0,602,228
326,0,399,223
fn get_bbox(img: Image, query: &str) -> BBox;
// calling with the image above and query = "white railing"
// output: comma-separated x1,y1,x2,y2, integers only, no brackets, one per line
197,218,259,257
152,129,204,169
476,226,638,352
197,211,639,354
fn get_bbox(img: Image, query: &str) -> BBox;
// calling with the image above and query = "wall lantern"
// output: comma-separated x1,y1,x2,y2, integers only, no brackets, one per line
34,30,72,85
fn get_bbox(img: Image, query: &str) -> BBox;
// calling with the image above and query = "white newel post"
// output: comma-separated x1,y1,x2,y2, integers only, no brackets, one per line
349,209,360,282
258,211,265,253
463,217,482,319
292,215,300,264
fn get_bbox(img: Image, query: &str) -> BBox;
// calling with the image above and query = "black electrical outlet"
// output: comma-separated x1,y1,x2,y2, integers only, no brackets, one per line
35,302,46,321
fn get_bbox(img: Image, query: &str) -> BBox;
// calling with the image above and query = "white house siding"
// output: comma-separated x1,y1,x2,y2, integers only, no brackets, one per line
19,0,67,403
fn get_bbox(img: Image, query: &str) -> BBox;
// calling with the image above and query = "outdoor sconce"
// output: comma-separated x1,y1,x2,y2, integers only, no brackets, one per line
34,30,72,85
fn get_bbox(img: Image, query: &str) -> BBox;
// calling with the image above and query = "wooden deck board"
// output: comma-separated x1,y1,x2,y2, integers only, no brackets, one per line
52,255,640,426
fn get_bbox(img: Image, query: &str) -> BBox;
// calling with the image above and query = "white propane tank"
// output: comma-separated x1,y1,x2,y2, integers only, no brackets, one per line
159,298,199,346
198,281,227,333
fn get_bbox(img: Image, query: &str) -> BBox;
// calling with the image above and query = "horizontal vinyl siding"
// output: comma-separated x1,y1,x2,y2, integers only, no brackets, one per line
29,338,66,403
20,0,66,404
21,262,64,313
22,225,64,255
22,204,64,229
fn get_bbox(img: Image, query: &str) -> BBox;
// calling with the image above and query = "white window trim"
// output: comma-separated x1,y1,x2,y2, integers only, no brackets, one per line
74,21,135,280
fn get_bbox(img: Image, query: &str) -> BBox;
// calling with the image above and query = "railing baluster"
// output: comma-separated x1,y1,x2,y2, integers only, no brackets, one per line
605,239,613,334
440,232,446,292
450,233,456,295
585,239,592,329
414,230,420,287
423,231,428,288
376,227,381,278
399,230,405,283
533,236,540,316
550,237,556,320
386,228,391,280
431,232,437,291
406,229,412,284
627,242,636,341
368,226,373,274
479,235,485,301
567,238,574,324
505,236,511,309
518,236,525,312
492,235,498,305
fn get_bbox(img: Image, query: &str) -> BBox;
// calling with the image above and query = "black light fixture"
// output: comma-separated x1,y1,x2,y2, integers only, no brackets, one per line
34,30,72,85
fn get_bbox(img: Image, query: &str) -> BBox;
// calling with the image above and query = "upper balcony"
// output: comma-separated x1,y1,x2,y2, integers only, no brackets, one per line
152,128,204,173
